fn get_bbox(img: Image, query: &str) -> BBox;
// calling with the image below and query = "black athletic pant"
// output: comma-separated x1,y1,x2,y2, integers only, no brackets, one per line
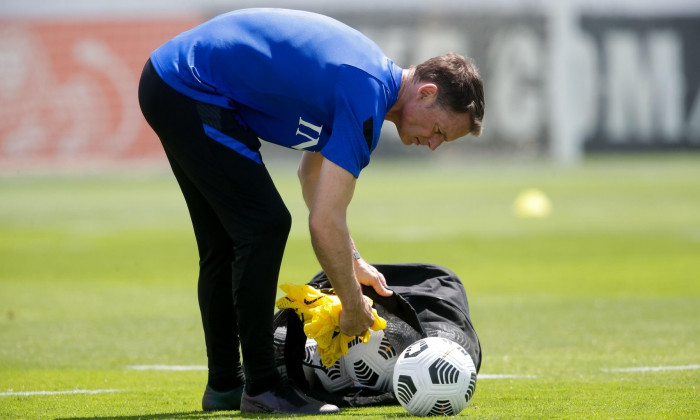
138,59,291,394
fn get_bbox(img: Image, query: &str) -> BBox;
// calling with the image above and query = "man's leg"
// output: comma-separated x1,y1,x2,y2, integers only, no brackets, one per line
160,110,337,414
165,135,302,397
164,149,244,391
139,56,290,389
140,60,244,393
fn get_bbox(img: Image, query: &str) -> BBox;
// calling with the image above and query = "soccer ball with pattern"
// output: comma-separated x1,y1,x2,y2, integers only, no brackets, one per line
344,328,398,391
301,338,353,392
392,337,477,416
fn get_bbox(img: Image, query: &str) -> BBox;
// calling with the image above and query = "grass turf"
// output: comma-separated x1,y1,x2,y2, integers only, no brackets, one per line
1,154,698,419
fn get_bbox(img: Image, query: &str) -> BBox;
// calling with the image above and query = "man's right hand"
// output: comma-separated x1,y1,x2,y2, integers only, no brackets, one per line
338,294,375,337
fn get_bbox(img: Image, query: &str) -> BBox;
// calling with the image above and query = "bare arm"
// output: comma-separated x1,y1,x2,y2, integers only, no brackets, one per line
298,151,324,210
298,152,391,335
298,152,392,295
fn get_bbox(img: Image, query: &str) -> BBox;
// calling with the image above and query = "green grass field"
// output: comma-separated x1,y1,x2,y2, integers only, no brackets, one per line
1,154,698,419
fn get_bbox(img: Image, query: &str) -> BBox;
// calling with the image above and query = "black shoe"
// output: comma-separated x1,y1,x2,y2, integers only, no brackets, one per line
241,382,339,414
202,384,243,411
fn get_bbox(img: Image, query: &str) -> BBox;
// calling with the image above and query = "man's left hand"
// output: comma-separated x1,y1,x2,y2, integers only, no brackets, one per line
354,259,393,297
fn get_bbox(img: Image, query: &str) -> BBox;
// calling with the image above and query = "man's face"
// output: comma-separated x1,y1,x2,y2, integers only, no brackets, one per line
395,85,471,151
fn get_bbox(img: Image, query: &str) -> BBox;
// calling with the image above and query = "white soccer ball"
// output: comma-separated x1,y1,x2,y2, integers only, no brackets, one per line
301,338,353,392
392,337,477,416
344,328,398,391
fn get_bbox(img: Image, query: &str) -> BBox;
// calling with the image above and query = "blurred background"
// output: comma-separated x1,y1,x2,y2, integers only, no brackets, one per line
1,0,699,173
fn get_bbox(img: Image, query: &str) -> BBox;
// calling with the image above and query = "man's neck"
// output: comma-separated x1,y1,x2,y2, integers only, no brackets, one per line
385,68,414,123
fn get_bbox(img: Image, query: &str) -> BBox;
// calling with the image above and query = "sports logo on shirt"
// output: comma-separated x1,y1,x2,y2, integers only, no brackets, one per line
292,116,323,150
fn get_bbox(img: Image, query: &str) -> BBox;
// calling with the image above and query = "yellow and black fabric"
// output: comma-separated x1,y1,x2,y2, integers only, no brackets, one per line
275,283,387,367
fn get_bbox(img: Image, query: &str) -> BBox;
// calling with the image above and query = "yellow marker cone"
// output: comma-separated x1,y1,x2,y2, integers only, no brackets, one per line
513,188,552,218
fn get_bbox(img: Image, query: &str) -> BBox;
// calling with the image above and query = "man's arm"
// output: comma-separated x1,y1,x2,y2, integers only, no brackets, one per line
298,151,323,210
298,152,392,296
298,152,391,335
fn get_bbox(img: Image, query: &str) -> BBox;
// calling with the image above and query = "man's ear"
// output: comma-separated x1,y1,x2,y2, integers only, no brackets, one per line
417,83,438,101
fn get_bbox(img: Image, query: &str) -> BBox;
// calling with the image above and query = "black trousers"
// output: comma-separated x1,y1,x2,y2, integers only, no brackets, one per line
138,59,291,393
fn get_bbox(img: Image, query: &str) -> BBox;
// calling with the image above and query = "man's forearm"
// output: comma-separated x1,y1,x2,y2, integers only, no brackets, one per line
309,215,363,307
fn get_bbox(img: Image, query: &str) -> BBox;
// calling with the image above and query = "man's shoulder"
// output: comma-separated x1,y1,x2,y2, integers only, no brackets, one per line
333,61,401,114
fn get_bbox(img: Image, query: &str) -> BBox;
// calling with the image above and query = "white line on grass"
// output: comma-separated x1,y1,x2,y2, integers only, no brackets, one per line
127,364,207,371
602,364,700,373
0,389,120,397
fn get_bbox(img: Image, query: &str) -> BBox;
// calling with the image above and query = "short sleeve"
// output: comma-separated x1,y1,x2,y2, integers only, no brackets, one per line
320,66,388,178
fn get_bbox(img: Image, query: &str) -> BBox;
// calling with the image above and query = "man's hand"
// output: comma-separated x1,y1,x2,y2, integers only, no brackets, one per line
354,258,393,297
339,294,375,337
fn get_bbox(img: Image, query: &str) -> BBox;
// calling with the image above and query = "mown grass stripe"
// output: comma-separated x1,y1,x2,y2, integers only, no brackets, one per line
1,389,120,397
126,365,540,379
602,364,700,373
127,364,207,371
478,374,538,379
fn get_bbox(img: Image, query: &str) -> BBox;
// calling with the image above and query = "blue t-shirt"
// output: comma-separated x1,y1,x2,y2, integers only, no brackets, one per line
150,8,402,177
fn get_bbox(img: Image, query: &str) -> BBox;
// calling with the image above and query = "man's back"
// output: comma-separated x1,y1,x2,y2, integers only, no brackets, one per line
150,8,402,175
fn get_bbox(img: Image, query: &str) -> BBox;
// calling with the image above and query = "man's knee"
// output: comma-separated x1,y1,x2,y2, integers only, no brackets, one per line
259,203,292,240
